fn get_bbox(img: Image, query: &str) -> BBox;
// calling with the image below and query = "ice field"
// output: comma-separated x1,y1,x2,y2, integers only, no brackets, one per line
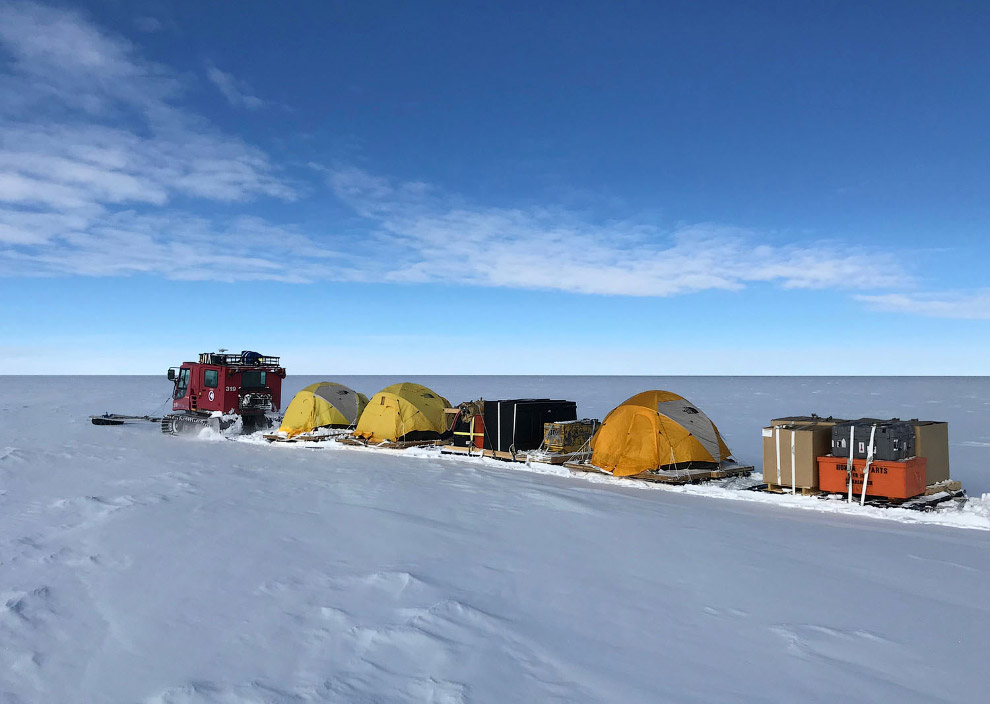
1,375,989,703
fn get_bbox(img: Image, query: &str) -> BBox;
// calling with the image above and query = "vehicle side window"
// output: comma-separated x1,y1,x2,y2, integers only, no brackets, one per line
174,368,190,399
204,369,218,388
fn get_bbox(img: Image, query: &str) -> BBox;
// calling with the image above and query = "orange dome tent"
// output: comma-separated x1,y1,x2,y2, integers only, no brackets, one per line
590,390,733,476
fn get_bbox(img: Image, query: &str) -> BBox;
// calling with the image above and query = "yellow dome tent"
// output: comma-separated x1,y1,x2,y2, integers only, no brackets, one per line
590,390,733,476
278,382,369,438
353,382,451,443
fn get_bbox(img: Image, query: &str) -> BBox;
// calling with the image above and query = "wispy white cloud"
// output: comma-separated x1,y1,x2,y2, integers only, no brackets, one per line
0,211,362,282
0,1,301,278
206,64,265,110
0,1,962,314
326,167,908,297
0,1,177,118
856,291,990,320
0,2,290,202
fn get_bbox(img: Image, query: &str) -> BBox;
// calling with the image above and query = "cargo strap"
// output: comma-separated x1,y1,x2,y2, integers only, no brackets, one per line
860,424,878,507
846,425,855,503
775,427,782,486
790,430,796,495
466,416,484,454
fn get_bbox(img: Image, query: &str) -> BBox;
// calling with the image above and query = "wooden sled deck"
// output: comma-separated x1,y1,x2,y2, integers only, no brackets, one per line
763,483,822,496
336,436,440,450
563,461,754,485
755,479,963,498
439,444,589,465
263,430,350,443
747,479,966,512
524,449,592,466
267,430,443,450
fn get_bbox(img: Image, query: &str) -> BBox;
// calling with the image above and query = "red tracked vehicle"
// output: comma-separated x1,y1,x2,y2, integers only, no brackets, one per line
161,350,285,435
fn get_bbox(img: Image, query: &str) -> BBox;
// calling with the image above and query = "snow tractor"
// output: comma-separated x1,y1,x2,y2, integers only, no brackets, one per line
160,350,285,435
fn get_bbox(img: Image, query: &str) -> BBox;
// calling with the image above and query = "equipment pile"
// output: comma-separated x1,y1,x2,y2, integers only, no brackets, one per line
757,415,962,510
92,350,968,515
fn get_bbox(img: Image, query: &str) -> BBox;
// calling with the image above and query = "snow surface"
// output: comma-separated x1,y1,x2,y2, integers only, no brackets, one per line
2,375,989,703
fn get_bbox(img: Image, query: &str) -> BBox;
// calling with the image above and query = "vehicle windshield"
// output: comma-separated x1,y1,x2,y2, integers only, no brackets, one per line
174,368,190,399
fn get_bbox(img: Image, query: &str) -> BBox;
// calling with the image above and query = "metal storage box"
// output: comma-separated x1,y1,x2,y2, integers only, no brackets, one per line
831,420,915,461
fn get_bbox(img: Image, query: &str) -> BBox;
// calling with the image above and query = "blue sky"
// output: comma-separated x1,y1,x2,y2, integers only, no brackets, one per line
1,0,988,374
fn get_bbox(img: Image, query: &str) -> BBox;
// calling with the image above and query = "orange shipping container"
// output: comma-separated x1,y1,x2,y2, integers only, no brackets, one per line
472,414,485,449
817,456,927,500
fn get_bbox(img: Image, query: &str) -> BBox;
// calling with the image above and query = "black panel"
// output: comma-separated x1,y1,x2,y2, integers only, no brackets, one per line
482,399,577,452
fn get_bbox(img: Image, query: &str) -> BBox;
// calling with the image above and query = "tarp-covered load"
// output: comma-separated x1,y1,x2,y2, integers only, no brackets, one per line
590,390,733,476
278,382,369,438
353,382,452,443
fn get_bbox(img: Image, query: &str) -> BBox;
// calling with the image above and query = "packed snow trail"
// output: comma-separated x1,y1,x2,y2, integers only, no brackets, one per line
1,376,988,703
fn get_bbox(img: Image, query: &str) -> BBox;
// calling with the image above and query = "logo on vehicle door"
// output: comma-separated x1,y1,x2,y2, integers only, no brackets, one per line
208,390,215,401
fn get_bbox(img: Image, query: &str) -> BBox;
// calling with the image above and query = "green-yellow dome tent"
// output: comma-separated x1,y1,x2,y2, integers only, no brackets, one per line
590,390,733,476
278,382,369,438
353,382,451,443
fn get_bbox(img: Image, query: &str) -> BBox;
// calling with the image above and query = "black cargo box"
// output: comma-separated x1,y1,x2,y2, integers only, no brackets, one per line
483,399,577,453
831,419,915,461
448,415,473,447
